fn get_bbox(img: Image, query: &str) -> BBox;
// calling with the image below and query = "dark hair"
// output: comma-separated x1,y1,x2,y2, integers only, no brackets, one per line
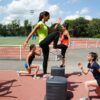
89,52,98,61
39,11,50,21
62,23,69,30
30,44,36,51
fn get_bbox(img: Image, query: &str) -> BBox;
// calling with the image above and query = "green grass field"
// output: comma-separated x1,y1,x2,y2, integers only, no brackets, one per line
0,37,38,45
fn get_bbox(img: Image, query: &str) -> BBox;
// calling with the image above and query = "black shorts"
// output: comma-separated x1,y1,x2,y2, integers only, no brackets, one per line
97,79,100,86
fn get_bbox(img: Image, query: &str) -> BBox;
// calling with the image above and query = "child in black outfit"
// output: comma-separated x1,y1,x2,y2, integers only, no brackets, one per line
19,44,41,79
78,52,100,100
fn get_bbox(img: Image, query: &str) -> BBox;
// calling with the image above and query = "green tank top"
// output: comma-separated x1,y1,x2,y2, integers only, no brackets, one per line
37,21,48,43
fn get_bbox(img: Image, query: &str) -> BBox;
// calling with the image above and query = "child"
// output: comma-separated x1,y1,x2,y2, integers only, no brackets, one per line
78,52,100,100
19,44,41,79
56,23,71,67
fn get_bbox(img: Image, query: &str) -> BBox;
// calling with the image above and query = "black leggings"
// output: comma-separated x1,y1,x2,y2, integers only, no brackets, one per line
39,32,60,74
56,44,68,58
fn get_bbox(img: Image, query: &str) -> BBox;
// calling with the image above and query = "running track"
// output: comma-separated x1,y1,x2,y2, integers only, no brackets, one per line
0,70,100,100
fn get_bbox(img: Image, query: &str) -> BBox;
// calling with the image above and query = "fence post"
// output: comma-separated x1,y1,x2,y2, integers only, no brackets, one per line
20,45,22,60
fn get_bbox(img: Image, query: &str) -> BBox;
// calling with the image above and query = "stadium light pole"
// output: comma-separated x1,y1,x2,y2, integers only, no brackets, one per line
30,10,34,15
30,10,34,27
30,10,37,40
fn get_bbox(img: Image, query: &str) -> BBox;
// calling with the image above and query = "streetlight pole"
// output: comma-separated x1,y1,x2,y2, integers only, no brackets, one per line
30,10,36,40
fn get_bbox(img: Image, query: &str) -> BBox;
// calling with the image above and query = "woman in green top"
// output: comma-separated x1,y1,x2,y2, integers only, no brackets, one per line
23,11,61,77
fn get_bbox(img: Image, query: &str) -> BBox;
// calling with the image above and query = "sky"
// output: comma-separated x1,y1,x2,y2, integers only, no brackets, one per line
0,0,100,25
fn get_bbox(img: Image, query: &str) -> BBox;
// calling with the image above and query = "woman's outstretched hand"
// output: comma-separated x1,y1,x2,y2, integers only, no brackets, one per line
56,17,62,24
54,18,62,30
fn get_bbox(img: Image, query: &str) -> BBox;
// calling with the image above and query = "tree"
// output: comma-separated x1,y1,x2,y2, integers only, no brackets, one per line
24,20,32,36
87,18,100,37
73,17,90,37
0,25,7,36
0,18,100,38
0,24,3,36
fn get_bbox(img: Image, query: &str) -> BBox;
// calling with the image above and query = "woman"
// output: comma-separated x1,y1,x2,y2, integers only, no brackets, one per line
78,52,100,100
23,11,61,77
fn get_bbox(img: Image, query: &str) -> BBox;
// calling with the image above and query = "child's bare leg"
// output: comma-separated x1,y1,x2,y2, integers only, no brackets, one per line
84,80,99,99
34,66,39,77
62,58,65,65
18,70,31,76
31,65,39,77
19,71,28,74
28,67,31,74
60,58,65,68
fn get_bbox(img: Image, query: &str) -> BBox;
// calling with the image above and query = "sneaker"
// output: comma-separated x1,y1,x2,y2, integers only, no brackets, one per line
43,74,50,78
16,70,20,80
80,97,89,100
33,76,40,79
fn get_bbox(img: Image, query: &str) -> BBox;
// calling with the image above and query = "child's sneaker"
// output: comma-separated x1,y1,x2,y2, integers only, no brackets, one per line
80,97,89,100
16,70,20,80
33,76,40,79
43,74,51,78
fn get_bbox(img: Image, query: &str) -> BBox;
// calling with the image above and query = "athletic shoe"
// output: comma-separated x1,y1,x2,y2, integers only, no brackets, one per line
43,74,51,78
33,76,40,79
16,70,20,80
80,97,89,100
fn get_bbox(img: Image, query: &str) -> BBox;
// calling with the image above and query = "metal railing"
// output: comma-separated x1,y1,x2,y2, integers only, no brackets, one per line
0,39,100,60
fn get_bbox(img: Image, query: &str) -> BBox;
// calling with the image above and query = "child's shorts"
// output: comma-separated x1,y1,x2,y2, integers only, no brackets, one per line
24,63,28,69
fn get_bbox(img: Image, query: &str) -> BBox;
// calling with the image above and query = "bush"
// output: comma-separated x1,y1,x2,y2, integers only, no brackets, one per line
94,34,100,38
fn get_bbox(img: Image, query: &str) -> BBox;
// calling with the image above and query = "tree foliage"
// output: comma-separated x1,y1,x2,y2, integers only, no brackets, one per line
0,17,100,38
64,17,100,38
